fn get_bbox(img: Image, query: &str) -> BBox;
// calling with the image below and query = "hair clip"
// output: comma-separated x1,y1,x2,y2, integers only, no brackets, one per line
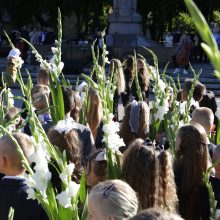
102,184,115,199
143,138,153,146
95,150,107,162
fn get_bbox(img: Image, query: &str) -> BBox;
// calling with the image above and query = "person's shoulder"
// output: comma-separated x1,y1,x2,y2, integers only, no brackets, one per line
0,178,27,189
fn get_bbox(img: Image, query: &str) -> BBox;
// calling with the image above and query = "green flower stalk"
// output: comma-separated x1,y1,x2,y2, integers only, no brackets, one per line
133,51,143,102
145,48,170,141
184,0,220,79
82,31,124,179
182,66,201,124
184,0,220,218
8,207,14,220
20,8,65,125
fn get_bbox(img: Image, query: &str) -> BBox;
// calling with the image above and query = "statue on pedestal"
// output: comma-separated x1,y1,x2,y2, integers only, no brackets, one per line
111,0,140,21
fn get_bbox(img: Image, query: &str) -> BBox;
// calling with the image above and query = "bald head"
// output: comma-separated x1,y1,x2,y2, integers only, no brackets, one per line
0,133,34,174
191,107,214,134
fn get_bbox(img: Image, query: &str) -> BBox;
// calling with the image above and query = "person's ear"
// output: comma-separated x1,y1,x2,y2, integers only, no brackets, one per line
210,124,216,132
1,156,8,170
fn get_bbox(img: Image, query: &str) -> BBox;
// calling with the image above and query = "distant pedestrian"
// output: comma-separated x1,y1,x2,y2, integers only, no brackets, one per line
173,33,192,75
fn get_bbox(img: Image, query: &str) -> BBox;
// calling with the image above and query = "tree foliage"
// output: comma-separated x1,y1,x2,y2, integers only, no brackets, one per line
0,0,220,38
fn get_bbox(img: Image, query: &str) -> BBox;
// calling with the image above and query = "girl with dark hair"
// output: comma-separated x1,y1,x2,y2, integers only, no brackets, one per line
175,123,210,220
47,128,82,183
49,87,95,164
122,139,177,211
86,150,108,188
119,101,149,148
121,55,135,107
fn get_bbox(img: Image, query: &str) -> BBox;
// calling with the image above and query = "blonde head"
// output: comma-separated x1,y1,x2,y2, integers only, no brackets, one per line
0,133,34,174
191,107,214,134
89,179,138,220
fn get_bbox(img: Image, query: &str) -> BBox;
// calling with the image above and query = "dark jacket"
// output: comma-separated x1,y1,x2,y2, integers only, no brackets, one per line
0,177,48,220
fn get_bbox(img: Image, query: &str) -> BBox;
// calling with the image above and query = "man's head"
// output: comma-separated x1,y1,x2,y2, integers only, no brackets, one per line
191,107,214,134
0,133,34,176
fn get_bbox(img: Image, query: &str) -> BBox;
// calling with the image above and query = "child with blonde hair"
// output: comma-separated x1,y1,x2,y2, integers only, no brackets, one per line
130,208,183,220
191,107,216,158
0,133,47,220
88,179,138,220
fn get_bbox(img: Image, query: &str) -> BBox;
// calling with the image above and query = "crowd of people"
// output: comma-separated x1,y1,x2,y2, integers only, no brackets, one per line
0,48,220,220
0,26,56,60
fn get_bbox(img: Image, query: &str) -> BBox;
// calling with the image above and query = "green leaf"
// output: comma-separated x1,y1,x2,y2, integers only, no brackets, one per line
80,194,88,220
8,207,14,220
184,0,218,50
79,171,87,204
217,119,220,145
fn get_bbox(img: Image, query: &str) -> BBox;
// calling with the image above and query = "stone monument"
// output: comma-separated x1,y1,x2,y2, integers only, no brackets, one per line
109,0,141,35
107,0,158,47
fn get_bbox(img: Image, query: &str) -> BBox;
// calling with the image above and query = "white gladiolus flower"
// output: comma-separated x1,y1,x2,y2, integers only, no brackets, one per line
216,209,220,219
26,188,36,200
51,47,59,54
102,114,125,150
56,190,72,208
16,57,24,68
154,104,169,121
102,121,120,134
59,163,75,185
179,101,187,115
105,57,110,64
8,89,14,107
32,170,51,198
29,149,49,172
149,66,158,79
103,134,125,150
158,79,166,91
153,97,169,121
190,98,199,108
68,181,80,197
24,173,35,188
58,62,64,73
216,100,220,118
56,181,79,208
